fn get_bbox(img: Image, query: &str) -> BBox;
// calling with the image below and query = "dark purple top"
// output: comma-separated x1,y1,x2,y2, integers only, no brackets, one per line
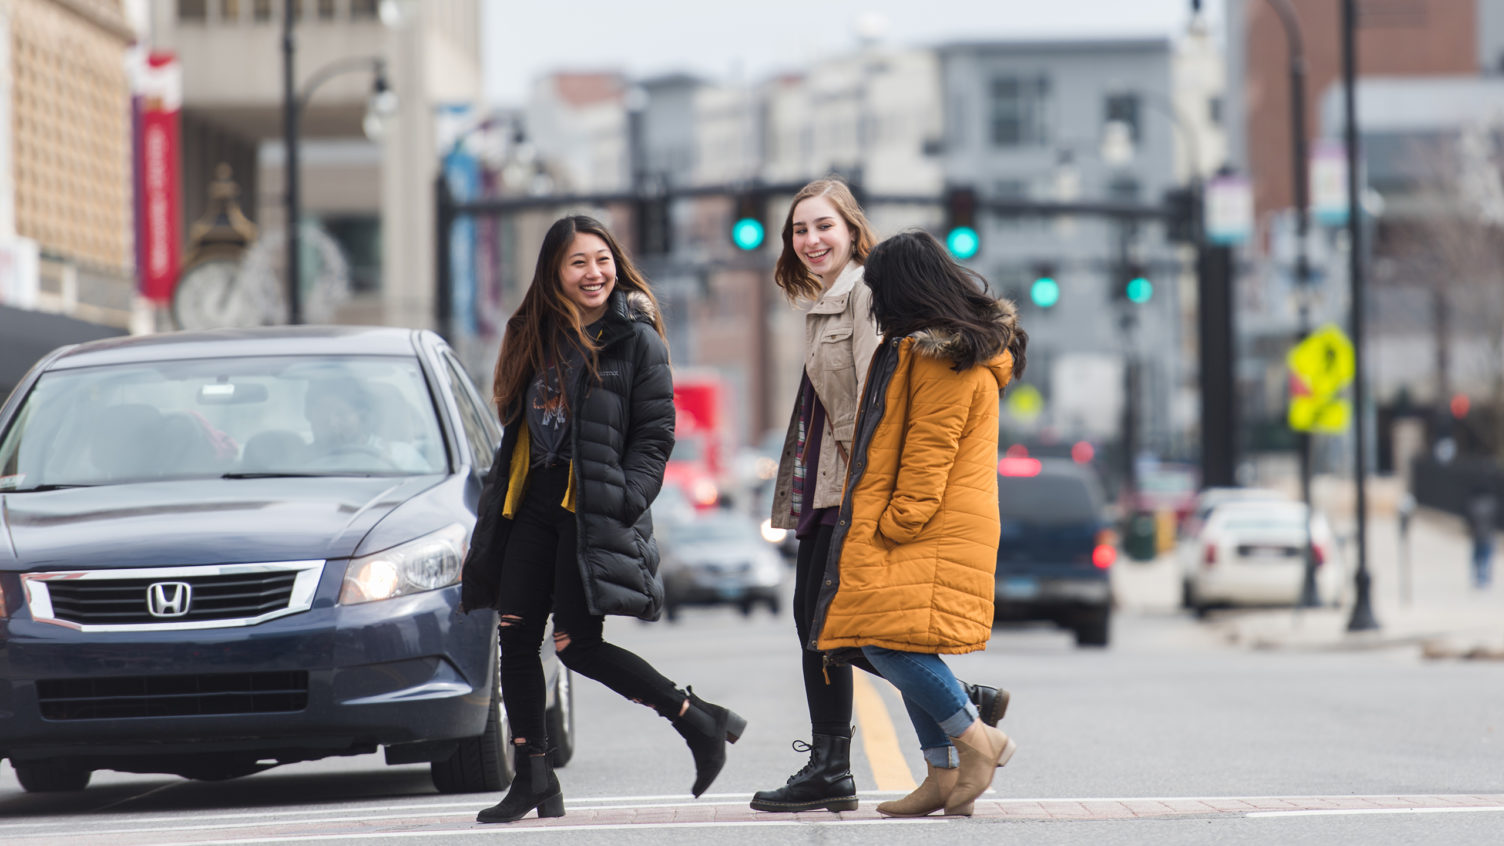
795,371,840,539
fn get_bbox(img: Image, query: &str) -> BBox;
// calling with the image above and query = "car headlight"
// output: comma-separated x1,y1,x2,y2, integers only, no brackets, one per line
339,523,467,605
760,518,788,544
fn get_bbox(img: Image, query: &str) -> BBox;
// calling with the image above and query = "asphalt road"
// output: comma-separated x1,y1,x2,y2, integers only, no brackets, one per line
3,591,1503,845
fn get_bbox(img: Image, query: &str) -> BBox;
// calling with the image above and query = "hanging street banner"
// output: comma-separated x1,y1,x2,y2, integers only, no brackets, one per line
134,50,183,303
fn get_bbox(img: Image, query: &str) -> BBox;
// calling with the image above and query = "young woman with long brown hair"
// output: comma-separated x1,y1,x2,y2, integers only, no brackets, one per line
750,180,1008,814
461,214,745,823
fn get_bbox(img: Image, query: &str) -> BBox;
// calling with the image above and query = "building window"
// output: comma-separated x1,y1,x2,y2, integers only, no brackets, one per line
351,0,379,18
1108,176,1140,203
989,75,1051,148
1208,95,1224,127
219,0,242,20
253,0,272,21
317,0,336,19
178,0,208,21
322,215,382,294
1104,93,1141,144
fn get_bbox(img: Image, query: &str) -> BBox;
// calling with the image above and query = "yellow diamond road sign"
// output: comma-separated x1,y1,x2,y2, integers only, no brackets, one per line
1287,324,1355,398
1289,394,1351,434
1006,383,1043,422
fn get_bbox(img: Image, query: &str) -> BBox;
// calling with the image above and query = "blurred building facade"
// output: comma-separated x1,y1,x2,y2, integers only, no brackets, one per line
142,0,482,329
0,0,136,325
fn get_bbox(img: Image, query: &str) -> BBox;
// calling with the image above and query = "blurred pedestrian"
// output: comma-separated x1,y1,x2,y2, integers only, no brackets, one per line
460,215,746,824
813,229,1027,817
1467,487,1496,588
751,180,1008,814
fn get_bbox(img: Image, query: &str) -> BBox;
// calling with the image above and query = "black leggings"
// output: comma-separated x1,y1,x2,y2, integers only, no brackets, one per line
791,521,882,738
495,463,683,748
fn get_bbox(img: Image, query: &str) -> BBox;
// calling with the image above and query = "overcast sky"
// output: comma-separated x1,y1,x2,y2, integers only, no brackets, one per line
482,0,1227,105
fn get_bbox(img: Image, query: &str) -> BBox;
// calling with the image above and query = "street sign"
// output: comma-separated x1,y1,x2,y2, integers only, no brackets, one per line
1006,383,1043,422
1288,324,1355,398
1204,173,1253,246
1287,324,1355,433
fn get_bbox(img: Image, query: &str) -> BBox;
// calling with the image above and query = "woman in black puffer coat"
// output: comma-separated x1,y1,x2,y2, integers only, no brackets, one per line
460,215,746,824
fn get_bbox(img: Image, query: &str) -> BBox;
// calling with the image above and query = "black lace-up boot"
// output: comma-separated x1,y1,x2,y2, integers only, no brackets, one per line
964,682,1011,727
749,733,859,812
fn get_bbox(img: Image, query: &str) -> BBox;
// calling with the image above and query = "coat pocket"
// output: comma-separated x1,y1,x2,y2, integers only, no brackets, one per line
817,327,855,372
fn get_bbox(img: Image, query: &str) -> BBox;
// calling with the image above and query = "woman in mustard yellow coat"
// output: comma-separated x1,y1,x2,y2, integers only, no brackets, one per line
813,230,1028,817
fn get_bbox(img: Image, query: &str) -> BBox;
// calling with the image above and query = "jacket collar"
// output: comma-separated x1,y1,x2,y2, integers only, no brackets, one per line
904,298,1022,389
597,289,657,342
808,262,864,314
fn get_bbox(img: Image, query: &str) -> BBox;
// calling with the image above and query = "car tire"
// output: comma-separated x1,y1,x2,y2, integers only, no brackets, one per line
13,760,91,793
430,660,513,794
1074,612,1110,648
546,667,576,768
665,601,681,623
764,595,780,616
738,600,755,617
1180,579,1194,609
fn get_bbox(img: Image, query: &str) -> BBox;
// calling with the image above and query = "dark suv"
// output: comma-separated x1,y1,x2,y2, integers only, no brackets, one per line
993,456,1115,647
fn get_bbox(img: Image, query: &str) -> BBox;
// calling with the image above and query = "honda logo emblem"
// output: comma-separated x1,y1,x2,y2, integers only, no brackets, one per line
147,582,192,618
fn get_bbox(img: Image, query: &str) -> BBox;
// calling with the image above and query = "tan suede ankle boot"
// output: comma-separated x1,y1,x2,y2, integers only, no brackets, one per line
876,763,959,817
944,720,1017,816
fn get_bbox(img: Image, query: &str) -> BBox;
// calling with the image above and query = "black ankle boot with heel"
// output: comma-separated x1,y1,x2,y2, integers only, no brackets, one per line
750,732,859,812
476,744,565,824
670,686,747,797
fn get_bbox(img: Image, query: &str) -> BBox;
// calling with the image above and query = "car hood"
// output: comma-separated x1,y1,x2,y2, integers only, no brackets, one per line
0,476,446,569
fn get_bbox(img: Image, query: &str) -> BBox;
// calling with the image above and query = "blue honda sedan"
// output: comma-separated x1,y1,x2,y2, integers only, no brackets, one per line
0,327,574,793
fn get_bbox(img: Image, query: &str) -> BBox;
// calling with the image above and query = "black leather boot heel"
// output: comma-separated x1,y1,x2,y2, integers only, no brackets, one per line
750,733,859,812
671,686,748,797
476,745,564,824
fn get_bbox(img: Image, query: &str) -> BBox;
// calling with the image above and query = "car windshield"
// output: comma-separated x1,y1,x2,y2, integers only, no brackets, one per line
1216,510,1310,533
0,355,447,490
998,472,1103,524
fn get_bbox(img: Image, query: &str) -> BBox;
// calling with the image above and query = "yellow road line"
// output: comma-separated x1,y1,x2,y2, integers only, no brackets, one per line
851,671,917,791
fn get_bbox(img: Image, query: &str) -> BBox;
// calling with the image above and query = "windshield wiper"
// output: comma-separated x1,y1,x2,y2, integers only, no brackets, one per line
8,483,99,492
220,472,336,479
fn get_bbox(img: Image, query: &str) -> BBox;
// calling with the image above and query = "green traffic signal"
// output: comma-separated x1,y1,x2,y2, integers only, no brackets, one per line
1030,276,1060,308
732,217,765,251
946,226,980,260
1126,276,1153,304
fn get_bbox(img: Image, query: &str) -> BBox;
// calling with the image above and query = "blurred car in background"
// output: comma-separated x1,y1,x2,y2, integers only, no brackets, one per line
755,480,798,563
1176,486,1290,608
658,511,783,621
663,434,720,511
0,328,575,793
994,455,1116,647
1184,500,1345,617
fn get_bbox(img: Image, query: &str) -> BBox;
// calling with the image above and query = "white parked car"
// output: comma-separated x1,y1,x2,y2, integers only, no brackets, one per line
1177,487,1289,608
1185,500,1345,616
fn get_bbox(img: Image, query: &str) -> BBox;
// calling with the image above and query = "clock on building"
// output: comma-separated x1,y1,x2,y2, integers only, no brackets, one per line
171,164,260,330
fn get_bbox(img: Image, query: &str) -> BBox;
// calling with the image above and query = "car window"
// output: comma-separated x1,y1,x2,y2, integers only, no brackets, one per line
672,515,758,545
0,355,446,489
441,353,501,474
998,471,1102,524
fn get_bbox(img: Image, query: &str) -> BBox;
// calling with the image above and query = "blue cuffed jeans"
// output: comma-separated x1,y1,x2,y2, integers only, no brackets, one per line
862,646,978,768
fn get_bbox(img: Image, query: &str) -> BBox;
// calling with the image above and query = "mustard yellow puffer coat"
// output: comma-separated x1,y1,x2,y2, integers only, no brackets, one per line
813,317,1017,655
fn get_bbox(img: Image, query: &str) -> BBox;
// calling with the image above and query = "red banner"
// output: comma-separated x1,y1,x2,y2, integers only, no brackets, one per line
135,51,182,303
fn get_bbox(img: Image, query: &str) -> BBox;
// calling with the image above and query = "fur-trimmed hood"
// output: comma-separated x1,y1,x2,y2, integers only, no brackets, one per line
619,289,659,324
908,298,1022,389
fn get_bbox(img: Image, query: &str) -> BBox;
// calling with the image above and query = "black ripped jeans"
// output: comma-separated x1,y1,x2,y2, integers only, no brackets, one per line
495,462,683,748
792,521,883,739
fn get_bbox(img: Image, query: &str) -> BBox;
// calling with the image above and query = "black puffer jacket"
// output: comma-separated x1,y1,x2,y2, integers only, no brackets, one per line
460,290,675,620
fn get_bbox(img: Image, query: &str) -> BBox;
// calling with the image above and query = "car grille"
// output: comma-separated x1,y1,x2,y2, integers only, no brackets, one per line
23,561,324,631
46,571,301,625
36,671,310,720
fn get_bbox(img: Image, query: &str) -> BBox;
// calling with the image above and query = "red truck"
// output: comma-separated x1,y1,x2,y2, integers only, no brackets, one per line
667,373,725,509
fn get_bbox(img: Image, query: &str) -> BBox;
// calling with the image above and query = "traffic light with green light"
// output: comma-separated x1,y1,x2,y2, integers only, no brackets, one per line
1117,261,1153,304
731,193,766,251
1029,263,1060,309
943,186,980,260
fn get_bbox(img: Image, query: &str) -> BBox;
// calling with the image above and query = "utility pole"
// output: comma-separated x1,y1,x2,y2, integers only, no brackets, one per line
1343,0,1379,631
281,2,302,325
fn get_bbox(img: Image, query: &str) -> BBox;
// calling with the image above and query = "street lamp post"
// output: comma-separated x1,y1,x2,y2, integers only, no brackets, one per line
1263,0,1323,610
281,7,397,326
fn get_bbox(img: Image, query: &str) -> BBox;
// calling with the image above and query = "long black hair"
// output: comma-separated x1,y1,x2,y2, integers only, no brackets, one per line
864,229,1027,375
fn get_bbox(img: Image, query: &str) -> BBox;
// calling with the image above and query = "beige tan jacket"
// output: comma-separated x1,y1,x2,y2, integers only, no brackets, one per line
771,262,883,528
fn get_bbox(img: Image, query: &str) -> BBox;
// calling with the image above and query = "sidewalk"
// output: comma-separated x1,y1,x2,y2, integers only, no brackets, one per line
1114,505,1504,657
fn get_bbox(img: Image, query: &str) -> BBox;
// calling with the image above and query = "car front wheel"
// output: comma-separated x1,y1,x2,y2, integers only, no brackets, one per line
547,667,575,768
1074,612,1111,648
14,760,92,793
430,661,513,793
